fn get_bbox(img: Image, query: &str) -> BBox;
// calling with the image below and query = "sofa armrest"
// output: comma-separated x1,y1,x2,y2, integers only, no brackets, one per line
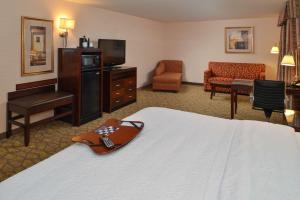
155,62,166,76
259,72,265,80
204,69,212,83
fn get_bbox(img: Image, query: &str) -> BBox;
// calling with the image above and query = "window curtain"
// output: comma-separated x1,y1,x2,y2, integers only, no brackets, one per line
277,0,300,84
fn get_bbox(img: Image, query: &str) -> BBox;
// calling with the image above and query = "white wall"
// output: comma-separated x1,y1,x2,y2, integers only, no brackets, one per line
0,0,165,134
164,17,280,83
0,1,281,135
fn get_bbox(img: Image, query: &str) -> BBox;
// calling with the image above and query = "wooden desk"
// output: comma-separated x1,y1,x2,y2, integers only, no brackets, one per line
210,81,232,99
230,80,253,119
7,79,74,146
286,86,300,110
283,109,300,132
230,84,300,120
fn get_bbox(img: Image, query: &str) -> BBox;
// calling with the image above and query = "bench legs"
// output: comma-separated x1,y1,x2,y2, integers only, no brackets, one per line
24,114,30,146
6,104,12,138
7,101,73,146
7,105,31,146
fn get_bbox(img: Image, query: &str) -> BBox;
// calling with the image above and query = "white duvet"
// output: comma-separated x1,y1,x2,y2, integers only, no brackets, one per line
1,107,300,200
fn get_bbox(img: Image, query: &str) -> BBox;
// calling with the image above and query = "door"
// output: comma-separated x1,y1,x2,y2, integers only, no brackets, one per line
81,70,101,122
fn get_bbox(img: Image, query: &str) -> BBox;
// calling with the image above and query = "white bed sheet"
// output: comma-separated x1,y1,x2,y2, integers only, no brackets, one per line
0,107,300,200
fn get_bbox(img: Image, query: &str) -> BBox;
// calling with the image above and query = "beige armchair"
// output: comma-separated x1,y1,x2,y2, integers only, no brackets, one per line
152,60,183,92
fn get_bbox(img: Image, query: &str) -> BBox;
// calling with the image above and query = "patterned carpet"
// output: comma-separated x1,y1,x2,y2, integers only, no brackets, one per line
0,85,283,181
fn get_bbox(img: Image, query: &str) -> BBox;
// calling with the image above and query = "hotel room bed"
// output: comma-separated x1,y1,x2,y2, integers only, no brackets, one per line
1,107,300,200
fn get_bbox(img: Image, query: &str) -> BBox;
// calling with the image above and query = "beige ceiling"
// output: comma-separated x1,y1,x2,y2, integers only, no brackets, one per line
65,0,284,22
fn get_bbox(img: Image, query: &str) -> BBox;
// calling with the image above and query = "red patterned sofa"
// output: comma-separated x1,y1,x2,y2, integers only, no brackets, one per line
204,61,265,93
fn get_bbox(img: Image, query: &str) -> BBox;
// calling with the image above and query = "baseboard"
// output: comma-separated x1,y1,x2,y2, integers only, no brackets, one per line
138,83,152,89
139,82,203,89
182,81,203,86
0,127,23,140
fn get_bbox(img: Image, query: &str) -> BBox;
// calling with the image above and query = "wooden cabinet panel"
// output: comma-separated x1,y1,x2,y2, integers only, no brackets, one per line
123,92,136,102
58,48,103,125
103,67,137,113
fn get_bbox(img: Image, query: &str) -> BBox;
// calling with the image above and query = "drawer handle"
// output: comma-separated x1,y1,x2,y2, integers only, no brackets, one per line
115,100,120,103
128,88,133,91
129,96,133,98
115,92,120,95
115,84,120,87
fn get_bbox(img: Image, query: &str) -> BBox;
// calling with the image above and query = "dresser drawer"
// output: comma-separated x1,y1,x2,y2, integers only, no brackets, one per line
126,87,135,93
111,98,123,108
112,80,123,91
123,77,136,88
103,67,137,113
111,89,125,100
123,92,136,102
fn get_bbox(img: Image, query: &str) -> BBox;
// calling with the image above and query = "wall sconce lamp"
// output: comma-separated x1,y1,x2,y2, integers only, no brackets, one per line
270,44,279,54
59,18,75,48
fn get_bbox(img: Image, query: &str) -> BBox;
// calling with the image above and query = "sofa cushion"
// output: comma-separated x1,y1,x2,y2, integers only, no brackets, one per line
153,72,182,83
209,62,265,79
208,77,233,83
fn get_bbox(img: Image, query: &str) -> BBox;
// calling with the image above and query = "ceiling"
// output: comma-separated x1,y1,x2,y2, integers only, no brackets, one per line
65,0,284,22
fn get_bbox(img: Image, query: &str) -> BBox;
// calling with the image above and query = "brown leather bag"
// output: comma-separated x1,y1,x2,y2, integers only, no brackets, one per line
72,119,144,154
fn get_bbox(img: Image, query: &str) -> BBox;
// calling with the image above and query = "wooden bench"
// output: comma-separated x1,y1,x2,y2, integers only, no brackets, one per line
6,79,74,146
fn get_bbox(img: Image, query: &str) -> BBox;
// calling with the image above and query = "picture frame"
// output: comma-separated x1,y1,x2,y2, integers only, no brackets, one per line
21,16,54,76
225,27,254,54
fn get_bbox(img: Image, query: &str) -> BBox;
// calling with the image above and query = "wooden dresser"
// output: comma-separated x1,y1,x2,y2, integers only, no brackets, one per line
103,67,137,112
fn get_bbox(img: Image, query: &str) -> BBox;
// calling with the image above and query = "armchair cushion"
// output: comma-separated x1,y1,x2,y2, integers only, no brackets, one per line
155,62,166,76
153,72,182,83
153,60,183,92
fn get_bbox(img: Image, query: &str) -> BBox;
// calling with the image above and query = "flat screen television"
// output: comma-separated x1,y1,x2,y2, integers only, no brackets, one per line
98,39,126,67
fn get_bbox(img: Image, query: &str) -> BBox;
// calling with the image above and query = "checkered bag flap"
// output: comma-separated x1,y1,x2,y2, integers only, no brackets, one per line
72,119,144,155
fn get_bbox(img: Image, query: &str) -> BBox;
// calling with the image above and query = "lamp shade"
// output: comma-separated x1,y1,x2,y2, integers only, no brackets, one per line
270,45,279,54
281,54,296,66
59,18,75,30
285,109,295,123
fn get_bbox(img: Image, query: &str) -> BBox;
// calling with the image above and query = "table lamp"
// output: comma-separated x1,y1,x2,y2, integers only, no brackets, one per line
285,109,295,123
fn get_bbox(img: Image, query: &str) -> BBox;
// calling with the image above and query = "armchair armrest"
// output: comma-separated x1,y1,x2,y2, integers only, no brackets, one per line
259,72,265,80
155,62,165,76
204,69,212,84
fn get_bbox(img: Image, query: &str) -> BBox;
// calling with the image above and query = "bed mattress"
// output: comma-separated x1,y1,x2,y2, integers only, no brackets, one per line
1,107,300,200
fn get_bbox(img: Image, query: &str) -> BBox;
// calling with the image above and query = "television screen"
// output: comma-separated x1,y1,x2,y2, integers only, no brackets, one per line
98,39,126,66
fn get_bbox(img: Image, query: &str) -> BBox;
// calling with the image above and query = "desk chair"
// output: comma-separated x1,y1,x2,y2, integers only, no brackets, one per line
252,80,285,120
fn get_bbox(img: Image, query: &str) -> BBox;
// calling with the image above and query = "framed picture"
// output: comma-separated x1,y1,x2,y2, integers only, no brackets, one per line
225,27,254,53
21,16,54,76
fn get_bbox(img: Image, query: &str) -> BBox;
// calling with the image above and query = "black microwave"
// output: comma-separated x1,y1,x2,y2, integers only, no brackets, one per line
81,55,100,69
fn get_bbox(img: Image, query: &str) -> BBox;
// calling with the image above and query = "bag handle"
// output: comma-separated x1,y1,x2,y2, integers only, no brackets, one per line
121,120,144,130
